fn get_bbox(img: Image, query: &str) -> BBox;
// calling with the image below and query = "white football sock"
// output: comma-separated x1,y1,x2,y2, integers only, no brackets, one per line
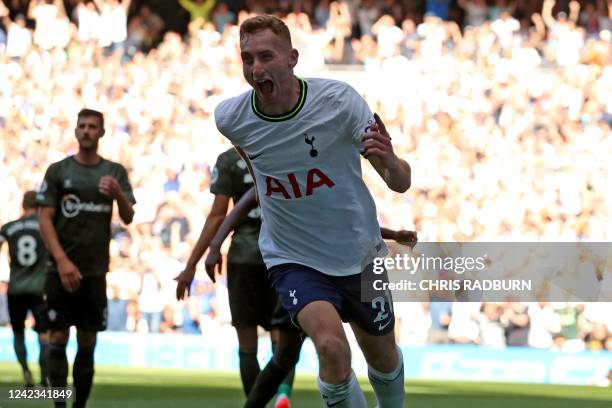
317,370,367,408
368,345,405,408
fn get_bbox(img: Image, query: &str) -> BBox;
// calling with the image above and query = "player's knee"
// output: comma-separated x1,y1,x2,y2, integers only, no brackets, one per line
273,342,301,369
314,334,350,365
366,338,399,372
49,330,69,346
76,331,97,349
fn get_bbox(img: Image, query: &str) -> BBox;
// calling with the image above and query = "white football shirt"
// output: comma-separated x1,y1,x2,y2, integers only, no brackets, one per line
215,77,387,276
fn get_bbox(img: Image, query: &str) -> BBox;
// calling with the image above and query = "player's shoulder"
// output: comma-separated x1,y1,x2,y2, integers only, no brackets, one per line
0,218,16,235
304,77,362,106
101,157,128,173
305,77,356,96
45,156,71,172
214,90,252,133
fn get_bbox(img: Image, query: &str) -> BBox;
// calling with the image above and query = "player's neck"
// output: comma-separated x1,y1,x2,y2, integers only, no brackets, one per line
23,209,36,217
74,150,102,166
256,76,301,116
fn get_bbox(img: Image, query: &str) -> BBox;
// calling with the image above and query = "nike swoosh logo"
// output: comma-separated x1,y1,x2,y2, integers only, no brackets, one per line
378,319,392,331
247,152,263,160
326,399,346,407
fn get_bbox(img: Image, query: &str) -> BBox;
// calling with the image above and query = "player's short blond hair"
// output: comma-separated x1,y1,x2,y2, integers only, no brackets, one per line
239,15,293,49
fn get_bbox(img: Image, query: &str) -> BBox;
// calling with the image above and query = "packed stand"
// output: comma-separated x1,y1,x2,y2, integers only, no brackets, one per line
0,0,610,349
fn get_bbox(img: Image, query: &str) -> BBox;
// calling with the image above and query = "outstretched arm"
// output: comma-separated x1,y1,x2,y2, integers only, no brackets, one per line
175,194,230,298
204,187,258,280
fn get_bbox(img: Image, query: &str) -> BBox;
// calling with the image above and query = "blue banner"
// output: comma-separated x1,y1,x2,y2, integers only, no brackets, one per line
0,328,609,385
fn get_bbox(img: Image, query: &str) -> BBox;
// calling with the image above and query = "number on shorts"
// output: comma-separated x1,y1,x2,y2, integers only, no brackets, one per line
371,296,389,323
17,235,37,267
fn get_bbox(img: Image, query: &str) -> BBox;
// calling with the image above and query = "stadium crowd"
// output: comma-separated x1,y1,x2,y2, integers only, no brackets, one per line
0,0,610,352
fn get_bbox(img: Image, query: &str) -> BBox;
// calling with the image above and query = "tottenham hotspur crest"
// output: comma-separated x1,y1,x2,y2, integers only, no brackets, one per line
304,134,318,157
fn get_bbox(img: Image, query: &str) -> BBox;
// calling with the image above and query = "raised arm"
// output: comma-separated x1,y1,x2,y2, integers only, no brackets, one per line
363,113,411,193
568,0,580,24
542,0,556,28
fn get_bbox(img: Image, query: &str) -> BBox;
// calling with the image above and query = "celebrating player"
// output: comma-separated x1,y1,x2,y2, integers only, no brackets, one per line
214,15,411,408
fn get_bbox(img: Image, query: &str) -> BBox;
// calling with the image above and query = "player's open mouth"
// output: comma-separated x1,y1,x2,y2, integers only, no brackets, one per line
256,80,274,97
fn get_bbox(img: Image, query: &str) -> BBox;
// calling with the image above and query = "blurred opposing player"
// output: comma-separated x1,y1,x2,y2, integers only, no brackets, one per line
175,148,300,408
37,109,136,408
0,191,49,387
214,15,411,408
205,186,417,407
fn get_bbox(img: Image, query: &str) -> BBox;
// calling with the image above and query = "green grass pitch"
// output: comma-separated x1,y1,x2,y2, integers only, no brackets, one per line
0,362,610,407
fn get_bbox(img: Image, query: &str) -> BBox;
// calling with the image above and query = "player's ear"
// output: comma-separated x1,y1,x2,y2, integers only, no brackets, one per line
289,48,299,68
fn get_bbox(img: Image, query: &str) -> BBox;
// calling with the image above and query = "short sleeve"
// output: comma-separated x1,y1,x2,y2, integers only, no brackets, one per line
36,164,60,208
209,152,233,196
0,225,6,243
344,85,374,148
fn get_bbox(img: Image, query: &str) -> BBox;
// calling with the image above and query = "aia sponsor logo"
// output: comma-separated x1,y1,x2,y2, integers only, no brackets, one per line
265,168,334,199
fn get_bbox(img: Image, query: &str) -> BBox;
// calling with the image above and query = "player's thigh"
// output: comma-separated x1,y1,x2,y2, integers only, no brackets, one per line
297,301,349,354
268,263,342,329
7,294,29,332
45,272,75,332
227,262,274,330
74,275,108,332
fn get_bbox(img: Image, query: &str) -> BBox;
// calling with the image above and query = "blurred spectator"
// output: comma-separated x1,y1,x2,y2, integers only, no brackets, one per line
477,303,506,348
138,270,163,333
107,284,129,331
428,300,452,344
4,14,30,58
448,302,480,344
178,0,216,23
93,0,131,50
159,304,178,333
212,2,236,33
126,4,164,54
357,0,379,37
75,0,100,43
314,0,331,28
502,303,530,346
528,302,561,348
180,297,201,334
488,0,516,21
458,0,489,27
28,0,70,50
426,0,452,20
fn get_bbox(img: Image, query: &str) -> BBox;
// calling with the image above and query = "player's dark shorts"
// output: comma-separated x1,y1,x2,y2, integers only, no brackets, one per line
227,262,294,331
45,271,107,332
268,262,395,336
8,294,48,332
